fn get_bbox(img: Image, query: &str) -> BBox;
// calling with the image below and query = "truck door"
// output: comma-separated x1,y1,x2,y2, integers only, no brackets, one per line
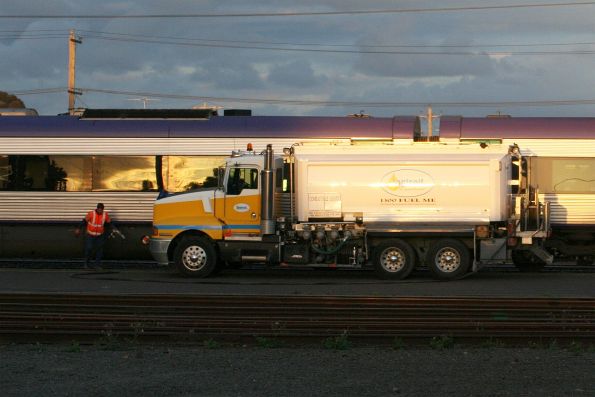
220,166,261,235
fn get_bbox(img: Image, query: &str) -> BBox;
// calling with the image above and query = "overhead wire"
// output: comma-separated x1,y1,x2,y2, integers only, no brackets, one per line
0,35,68,40
11,88,66,95
11,87,595,108
4,29,595,55
5,31,594,56
1,1,595,19
76,30,595,49
0,29,67,33
76,87,595,108
79,35,595,55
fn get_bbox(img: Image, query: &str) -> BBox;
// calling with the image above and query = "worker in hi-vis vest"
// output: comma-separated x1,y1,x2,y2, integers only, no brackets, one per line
75,203,113,269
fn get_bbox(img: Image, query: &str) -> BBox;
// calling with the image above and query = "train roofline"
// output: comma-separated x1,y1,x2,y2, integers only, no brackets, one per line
0,115,401,139
1,114,595,139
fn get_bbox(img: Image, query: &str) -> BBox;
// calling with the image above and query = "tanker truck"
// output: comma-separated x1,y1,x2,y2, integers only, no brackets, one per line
147,142,551,280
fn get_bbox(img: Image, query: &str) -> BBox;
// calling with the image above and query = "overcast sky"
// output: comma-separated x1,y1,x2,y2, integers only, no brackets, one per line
2,0,595,117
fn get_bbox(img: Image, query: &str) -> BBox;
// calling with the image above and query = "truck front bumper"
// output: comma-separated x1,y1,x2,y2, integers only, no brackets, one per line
149,238,172,266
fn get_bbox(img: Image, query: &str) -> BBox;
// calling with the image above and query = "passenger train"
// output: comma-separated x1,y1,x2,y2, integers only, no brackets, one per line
0,108,594,266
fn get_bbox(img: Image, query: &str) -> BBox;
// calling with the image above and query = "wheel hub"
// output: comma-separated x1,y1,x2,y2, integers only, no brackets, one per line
183,246,207,270
436,248,460,273
381,248,405,272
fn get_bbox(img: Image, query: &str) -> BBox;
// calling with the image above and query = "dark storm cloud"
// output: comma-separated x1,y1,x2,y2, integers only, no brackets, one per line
267,60,326,87
2,1,595,116
199,61,265,90
353,52,496,78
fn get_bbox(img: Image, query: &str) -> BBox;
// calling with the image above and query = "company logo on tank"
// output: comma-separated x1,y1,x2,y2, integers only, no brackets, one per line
380,169,435,197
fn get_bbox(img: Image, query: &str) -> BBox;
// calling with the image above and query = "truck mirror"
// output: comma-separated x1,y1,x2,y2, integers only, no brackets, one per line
217,166,225,189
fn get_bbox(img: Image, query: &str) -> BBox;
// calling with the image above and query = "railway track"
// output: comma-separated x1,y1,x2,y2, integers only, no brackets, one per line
1,294,594,343
1,259,594,274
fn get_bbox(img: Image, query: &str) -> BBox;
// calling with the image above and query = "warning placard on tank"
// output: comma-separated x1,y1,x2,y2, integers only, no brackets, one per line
308,193,341,218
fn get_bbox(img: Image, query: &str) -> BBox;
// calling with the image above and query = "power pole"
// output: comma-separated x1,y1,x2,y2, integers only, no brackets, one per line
68,29,82,115
427,105,434,138
419,105,440,139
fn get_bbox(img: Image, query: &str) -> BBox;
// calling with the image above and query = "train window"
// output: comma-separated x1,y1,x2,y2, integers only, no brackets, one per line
0,155,225,192
0,156,9,190
0,155,84,191
164,156,226,192
0,155,154,191
92,156,157,191
532,157,595,193
0,155,52,190
48,156,89,191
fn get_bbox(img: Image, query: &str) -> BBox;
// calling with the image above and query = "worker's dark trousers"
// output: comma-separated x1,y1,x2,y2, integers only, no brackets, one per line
84,234,106,267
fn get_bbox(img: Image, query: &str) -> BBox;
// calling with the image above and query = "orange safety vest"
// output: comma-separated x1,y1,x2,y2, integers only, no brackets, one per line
85,210,110,236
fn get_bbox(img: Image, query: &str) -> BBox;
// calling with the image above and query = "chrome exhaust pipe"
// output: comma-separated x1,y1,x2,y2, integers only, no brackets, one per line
260,144,275,235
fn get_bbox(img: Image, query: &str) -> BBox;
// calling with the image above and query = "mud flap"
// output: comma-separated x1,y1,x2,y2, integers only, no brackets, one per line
529,245,554,265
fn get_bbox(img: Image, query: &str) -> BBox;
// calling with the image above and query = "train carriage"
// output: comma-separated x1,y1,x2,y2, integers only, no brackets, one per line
441,116,595,266
0,109,594,265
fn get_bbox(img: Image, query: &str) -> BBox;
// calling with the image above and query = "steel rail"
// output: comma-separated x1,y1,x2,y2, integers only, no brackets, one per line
0,293,594,341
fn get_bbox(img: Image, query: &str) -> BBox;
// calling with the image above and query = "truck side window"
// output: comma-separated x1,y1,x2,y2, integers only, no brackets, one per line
227,167,258,195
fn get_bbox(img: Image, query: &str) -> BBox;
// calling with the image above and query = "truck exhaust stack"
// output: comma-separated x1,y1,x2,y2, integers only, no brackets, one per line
260,144,275,235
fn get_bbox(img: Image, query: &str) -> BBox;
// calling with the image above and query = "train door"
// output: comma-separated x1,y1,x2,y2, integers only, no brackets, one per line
219,166,261,235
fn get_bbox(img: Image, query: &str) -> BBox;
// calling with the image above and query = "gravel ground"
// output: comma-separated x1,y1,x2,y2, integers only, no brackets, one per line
2,343,594,396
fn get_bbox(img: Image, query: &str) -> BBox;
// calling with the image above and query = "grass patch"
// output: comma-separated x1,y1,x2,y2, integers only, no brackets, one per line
255,336,283,348
568,341,584,354
392,336,406,350
65,341,81,353
203,338,221,349
323,331,351,350
480,337,506,348
430,335,454,350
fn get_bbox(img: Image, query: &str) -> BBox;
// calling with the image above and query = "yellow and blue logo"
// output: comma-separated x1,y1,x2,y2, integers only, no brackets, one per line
380,169,434,197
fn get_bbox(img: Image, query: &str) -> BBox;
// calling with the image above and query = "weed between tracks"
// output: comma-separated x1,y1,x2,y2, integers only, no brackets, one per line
392,337,406,350
10,318,594,353
480,337,506,348
255,336,284,348
203,338,221,349
65,341,81,353
430,335,455,350
9,336,595,356
323,331,352,350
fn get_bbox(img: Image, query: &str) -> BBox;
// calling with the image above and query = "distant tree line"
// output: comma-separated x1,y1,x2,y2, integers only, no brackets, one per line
0,91,26,108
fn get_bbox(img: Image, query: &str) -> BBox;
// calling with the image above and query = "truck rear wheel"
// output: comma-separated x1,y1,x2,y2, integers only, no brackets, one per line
174,236,217,278
373,239,416,280
426,239,470,280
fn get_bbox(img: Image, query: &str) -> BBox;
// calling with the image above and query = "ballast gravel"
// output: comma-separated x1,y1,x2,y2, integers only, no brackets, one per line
2,344,594,397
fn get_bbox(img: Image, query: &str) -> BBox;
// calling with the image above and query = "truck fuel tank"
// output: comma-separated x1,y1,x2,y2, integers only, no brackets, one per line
292,144,512,225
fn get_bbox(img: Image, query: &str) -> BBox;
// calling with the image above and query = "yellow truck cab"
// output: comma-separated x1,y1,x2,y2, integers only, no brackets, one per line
149,145,283,276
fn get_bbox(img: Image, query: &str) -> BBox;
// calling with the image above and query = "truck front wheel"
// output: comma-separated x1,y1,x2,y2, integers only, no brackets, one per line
426,239,470,280
174,236,217,278
373,239,416,280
